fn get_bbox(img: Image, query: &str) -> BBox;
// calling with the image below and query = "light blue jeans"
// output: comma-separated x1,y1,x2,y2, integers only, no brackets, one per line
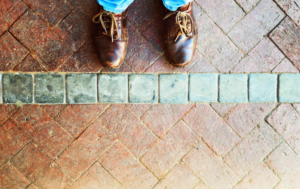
97,0,192,13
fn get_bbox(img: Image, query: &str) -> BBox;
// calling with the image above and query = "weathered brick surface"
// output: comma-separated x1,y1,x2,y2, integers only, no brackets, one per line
183,140,239,189
0,32,28,71
12,143,73,189
224,122,281,178
272,58,299,73
100,105,158,157
275,0,300,27
183,104,241,156
71,162,124,189
141,104,194,137
9,10,73,71
0,120,29,166
224,103,276,137
99,142,158,189
55,104,109,137
56,118,116,179
13,55,46,72
153,163,199,189
188,56,219,73
0,104,17,125
11,105,72,159
141,121,198,178
0,162,30,189
265,142,300,188
235,0,261,12
194,181,210,189
267,104,300,154
211,103,237,117
233,162,279,189
40,104,66,118
229,0,284,53
270,17,300,70
126,104,152,117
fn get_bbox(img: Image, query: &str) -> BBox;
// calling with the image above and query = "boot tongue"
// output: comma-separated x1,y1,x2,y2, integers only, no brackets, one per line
177,3,190,11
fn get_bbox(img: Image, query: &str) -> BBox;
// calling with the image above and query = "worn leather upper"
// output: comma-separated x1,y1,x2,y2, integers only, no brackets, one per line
163,2,198,66
93,7,128,68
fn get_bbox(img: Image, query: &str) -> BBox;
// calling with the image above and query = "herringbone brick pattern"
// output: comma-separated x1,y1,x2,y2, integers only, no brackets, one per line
0,103,300,188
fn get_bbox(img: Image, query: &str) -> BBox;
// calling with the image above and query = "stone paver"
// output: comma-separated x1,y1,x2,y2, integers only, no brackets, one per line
99,142,158,189
211,103,237,117
279,74,300,102
183,140,240,189
249,74,277,102
272,58,299,73
228,0,285,53
275,0,300,27
0,105,17,126
3,74,33,103
219,74,247,103
129,74,158,103
141,121,197,178
67,74,97,104
189,74,218,102
265,142,300,189
35,74,65,104
98,74,128,103
160,74,188,104
224,122,281,178
0,162,30,189
235,0,261,12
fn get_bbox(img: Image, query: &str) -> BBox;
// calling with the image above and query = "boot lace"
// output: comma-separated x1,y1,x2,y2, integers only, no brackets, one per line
93,11,119,42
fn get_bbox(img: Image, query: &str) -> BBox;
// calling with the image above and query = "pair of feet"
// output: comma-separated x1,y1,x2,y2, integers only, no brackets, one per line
93,2,198,68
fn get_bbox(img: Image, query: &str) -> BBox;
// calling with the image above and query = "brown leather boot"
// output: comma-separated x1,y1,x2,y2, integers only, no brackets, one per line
163,2,198,67
93,6,128,68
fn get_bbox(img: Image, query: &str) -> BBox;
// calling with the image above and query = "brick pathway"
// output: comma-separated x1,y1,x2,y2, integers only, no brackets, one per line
1,0,300,188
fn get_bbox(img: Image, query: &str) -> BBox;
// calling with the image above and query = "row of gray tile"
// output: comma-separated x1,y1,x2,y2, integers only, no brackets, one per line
0,73,299,104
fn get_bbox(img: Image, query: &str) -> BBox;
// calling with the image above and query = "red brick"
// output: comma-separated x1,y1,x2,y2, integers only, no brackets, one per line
183,140,239,189
99,142,158,189
267,104,300,155
0,32,28,71
54,8,94,51
141,104,194,137
197,13,243,72
183,104,241,156
224,122,281,178
0,1,28,35
211,103,237,117
58,39,102,72
225,103,276,137
188,56,219,73
125,23,160,72
272,58,299,73
273,182,288,189
0,162,30,189
128,0,163,32
76,0,99,19
9,10,73,71
0,0,20,17
293,103,300,113
40,104,66,118
235,0,260,12
13,54,46,72
12,143,73,189
23,0,72,27
232,38,285,72
275,0,300,27
55,104,109,137
27,183,38,189
101,61,134,73
11,105,73,159
265,142,300,188
233,162,279,189
270,17,300,70
153,163,199,189
56,118,116,179
141,121,198,178
196,0,244,32
0,120,29,166
126,104,152,117
0,105,18,126
142,19,164,53
71,162,124,189
100,105,158,157
145,51,200,73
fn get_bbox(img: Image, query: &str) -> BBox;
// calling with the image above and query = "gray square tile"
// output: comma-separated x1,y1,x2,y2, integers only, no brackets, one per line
160,74,188,104
249,74,277,102
35,74,65,104
189,74,218,102
98,74,128,103
3,74,33,103
67,74,97,104
279,74,300,102
129,74,158,103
